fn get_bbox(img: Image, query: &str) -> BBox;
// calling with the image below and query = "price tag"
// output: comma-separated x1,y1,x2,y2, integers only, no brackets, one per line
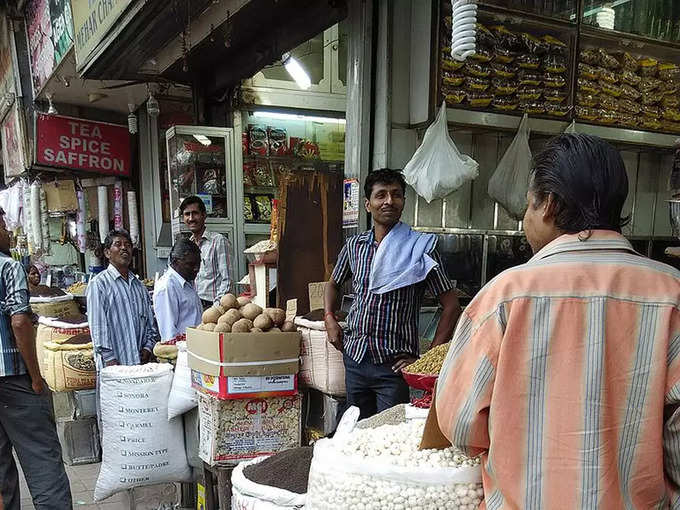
285,299,298,322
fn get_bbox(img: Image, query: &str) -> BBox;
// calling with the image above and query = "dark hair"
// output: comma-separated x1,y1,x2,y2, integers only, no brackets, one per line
169,238,200,265
364,168,407,199
179,195,207,215
529,134,630,233
103,230,133,250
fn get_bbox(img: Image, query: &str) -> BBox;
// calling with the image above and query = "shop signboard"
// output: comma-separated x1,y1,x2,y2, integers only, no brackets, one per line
71,0,133,70
35,114,131,176
2,103,28,178
25,0,74,96
343,178,359,228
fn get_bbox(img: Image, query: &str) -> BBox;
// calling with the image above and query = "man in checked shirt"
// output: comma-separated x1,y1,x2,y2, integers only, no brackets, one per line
325,169,461,419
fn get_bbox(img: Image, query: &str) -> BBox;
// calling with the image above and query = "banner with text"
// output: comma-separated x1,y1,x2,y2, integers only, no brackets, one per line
36,114,131,176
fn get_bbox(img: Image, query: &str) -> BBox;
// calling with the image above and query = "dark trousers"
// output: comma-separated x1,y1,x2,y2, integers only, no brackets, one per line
343,353,410,420
0,374,72,510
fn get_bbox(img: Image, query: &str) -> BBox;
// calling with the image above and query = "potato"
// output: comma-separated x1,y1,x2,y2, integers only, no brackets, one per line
269,327,281,333
214,304,226,315
264,308,286,327
281,321,297,332
253,313,273,331
237,296,251,307
202,307,222,324
220,293,239,310
202,323,217,332
153,343,178,358
250,327,263,333
218,309,242,325
231,318,253,333
214,322,231,333
241,303,263,321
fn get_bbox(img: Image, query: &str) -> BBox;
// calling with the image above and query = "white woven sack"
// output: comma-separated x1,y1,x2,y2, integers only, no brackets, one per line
231,456,306,510
168,342,197,420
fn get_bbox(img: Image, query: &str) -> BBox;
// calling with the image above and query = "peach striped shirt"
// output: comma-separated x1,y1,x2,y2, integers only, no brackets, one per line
436,231,680,510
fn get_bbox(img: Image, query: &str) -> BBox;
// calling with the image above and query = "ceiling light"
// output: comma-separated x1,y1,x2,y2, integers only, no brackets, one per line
46,93,58,115
282,53,311,90
193,134,211,146
252,111,345,124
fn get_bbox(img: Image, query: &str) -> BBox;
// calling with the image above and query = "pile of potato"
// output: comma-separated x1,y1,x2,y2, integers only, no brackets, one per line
196,294,296,334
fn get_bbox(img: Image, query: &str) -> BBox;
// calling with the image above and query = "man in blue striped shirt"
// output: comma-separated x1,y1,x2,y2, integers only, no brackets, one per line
325,169,461,418
87,230,158,368
0,208,72,509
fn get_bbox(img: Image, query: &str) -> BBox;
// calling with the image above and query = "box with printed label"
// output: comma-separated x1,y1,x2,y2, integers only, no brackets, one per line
198,393,302,465
186,328,300,400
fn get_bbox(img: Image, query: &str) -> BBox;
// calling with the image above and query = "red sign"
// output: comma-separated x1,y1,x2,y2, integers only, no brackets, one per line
36,114,131,176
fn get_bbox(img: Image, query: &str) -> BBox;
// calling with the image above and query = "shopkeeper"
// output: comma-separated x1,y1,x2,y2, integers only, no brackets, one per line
180,196,232,308
153,238,202,343
433,134,680,507
325,169,461,419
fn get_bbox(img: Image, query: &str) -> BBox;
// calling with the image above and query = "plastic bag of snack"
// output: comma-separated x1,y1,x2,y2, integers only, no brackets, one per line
493,48,516,64
598,109,618,125
465,77,491,92
477,23,496,48
619,99,641,114
580,48,599,66
519,101,545,115
492,96,519,111
662,108,680,122
543,55,567,73
491,25,522,51
442,57,464,72
467,91,493,108
640,117,661,130
659,63,680,81
492,62,517,79
661,120,680,133
598,68,618,84
521,33,548,55
248,125,269,156
544,73,566,88
576,92,600,107
638,57,658,76
443,71,465,87
545,103,570,117
254,161,274,186
641,105,659,118
268,127,288,157
619,69,641,87
576,106,599,121
599,94,620,111
243,161,257,187
464,62,491,78
618,113,639,128
620,52,638,73
578,78,600,95
638,76,662,93
243,195,256,221
444,89,467,105
254,195,273,222
543,35,567,56
619,84,641,101
597,48,620,69
518,85,543,101
599,81,623,97
641,91,663,106
492,78,518,96
516,53,541,70
544,89,567,103
578,63,599,80
662,95,680,109
471,48,493,63
661,81,679,96
518,69,541,86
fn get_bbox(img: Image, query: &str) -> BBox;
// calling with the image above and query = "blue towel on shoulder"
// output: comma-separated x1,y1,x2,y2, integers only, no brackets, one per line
369,222,438,294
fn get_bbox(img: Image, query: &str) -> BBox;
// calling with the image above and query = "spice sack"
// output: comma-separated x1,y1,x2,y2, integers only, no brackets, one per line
94,363,191,501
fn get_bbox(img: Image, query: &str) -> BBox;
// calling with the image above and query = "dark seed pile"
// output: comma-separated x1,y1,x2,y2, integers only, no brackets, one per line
242,447,314,494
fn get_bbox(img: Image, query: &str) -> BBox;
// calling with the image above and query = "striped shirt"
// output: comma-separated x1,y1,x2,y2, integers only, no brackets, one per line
332,228,453,364
87,264,158,368
153,266,202,342
0,255,31,377
435,231,680,509
192,229,232,304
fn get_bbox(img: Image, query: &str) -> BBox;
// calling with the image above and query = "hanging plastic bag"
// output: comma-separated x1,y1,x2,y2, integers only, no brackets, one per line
488,113,532,220
404,102,479,203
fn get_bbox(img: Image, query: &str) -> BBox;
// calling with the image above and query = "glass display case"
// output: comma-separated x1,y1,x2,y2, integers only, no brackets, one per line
583,1,680,42
479,0,578,21
166,126,236,237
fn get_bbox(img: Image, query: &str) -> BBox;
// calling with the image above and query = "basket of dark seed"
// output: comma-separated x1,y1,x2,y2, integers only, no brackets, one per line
231,447,313,509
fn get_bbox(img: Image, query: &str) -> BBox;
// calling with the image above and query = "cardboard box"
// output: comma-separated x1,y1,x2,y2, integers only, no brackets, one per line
187,328,300,400
198,393,302,465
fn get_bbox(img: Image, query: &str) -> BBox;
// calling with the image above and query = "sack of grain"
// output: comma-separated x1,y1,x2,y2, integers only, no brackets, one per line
30,293,80,319
39,316,94,391
231,451,310,510
95,363,191,501
294,317,345,396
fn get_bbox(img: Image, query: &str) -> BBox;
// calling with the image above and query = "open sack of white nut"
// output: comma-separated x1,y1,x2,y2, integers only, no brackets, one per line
305,407,483,510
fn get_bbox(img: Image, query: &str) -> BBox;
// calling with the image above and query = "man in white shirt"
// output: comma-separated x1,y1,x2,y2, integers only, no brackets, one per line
180,196,231,308
153,238,203,343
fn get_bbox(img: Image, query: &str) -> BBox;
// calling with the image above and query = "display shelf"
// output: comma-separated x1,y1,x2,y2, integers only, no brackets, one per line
446,109,678,148
244,223,272,235
477,1,578,28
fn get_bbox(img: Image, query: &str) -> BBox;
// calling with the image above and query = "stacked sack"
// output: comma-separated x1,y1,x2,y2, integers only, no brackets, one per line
576,47,680,133
441,16,570,117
